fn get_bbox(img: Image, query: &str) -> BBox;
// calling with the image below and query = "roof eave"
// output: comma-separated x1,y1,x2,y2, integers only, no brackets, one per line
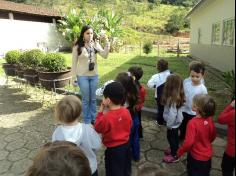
185,0,206,19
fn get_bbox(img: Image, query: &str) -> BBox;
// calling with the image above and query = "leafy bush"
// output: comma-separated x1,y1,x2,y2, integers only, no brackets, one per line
18,49,44,69
41,53,67,72
4,50,21,64
25,49,44,69
222,70,235,100
143,42,153,54
18,51,28,68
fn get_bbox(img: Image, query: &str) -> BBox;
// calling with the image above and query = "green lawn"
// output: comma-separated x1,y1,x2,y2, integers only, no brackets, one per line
61,49,230,120
0,50,230,120
61,49,190,107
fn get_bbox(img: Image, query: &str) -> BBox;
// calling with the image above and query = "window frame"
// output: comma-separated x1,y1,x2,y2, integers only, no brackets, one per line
222,18,235,46
211,22,221,45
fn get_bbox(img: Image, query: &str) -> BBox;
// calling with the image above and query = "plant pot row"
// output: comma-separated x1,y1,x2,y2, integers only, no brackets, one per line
2,63,72,91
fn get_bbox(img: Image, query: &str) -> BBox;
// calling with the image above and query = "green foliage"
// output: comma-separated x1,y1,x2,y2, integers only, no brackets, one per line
18,49,44,69
4,50,21,64
41,53,67,72
222,70,235,99
164,8,189,33
57,9,87,43
25,49,44,69
143,42,153,54
18,51,28,68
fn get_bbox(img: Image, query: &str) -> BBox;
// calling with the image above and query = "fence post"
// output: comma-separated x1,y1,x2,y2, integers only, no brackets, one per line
177,39,180,58
157,41,160,57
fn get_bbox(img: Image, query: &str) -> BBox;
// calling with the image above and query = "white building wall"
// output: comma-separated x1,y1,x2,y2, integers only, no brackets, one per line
190,0,235,45
0,18,70,57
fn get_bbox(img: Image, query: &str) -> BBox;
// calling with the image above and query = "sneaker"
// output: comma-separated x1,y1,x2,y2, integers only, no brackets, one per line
163,155,180,163
164,148,171,155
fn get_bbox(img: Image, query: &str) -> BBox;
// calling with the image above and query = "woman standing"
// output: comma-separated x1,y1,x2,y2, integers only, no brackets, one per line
72,25,110,124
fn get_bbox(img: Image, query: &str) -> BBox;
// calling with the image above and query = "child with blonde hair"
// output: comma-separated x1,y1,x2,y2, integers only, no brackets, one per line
177,94,216,176
161,74,185,163
52,95,101,176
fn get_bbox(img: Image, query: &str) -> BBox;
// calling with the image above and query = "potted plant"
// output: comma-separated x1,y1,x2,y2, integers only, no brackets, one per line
2,50,21,76
23,49,44,85
38,52,72,91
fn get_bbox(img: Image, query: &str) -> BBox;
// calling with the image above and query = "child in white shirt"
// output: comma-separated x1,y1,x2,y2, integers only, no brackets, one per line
52,95,101,176
179,61,208,140
147,59,171,126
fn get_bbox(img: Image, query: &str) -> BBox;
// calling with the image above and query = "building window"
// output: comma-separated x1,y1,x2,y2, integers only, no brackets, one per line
212,23,220,45
222,19,235,46
197,28,201,44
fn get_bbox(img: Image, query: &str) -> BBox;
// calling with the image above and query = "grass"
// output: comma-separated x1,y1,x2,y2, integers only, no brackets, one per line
0,50,231,121
61,49,230,121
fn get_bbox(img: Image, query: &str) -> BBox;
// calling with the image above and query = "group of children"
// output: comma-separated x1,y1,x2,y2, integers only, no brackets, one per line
26,60,235,176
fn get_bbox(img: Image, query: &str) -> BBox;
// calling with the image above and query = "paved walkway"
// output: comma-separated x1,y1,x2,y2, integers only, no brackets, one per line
0,83,227,176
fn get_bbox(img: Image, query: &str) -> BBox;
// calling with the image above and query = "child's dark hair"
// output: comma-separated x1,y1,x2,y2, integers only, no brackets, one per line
55,95,82,123
189,61,205,74
157,59,168,72
26,141,92,176
161,74,185,108
103,81,126,105
193,94,216,117
115,72,139,115
128,66,143,81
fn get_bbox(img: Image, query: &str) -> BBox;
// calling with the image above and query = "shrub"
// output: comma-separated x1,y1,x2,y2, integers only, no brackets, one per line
222,70,235,100
143,42,153,54
25,49,44,69
18,51,28,69
41,53,67,72
4,50,21,64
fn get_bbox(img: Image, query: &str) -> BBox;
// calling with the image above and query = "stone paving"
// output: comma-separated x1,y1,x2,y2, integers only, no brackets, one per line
0,84,227,176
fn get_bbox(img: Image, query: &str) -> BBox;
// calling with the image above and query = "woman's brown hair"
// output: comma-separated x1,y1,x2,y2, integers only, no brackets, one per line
54,95,82,123
161,74,185,108
26,141,92,176
192,94,216,118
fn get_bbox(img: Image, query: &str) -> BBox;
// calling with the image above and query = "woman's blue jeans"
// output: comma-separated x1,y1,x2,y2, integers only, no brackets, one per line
77,75,98,124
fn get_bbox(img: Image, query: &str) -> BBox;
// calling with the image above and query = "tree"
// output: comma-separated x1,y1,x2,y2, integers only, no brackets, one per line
164,8,189,34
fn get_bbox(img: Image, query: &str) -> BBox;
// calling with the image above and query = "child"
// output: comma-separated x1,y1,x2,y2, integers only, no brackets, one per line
162,74,185,163
94,81,132,176
52,95,101,176
179,61,207,140
128,66,146,138
147,59,171,126
177,94,216,176
115,72,140,162
218,100,235,176
26,141,92,176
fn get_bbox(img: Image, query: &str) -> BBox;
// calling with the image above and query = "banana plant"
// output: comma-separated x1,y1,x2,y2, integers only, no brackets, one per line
97,10,123,52
57,9,87,44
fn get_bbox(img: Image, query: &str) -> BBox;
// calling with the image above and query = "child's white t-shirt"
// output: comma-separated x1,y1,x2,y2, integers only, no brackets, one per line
182,79,208,115
52,123,101,174
147,70,171,98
